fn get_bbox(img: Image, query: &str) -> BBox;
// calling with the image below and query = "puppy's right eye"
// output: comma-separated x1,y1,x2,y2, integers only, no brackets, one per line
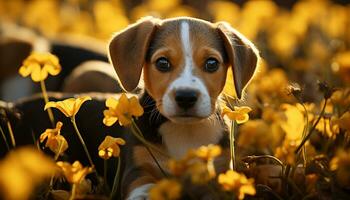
155,57,171,72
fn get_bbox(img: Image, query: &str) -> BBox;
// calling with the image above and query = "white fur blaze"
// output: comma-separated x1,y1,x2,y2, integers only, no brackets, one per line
162,21,211,119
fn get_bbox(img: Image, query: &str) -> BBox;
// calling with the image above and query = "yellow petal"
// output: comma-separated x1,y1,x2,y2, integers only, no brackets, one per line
71,167,91,184
112,146,121,157
72,96,92,116
234,106,252,114
118,114,132,126
98,136,115,150
106,97,118,108
43,64,61,76
55,136,68,155
236,114,249,124
129,96,144,117
61,99,77,116
56,121,63,131
59,104,73,117
98,136,125,158
47,54,60,66
115,138,126,145
45,101,69,117
39,132,48,143
103,115,118,126
225,111,240,120
29,64,44,82
117,93,129,114
221,106,233,116
44,102,57,110
18,65,33,77
0,147,57,200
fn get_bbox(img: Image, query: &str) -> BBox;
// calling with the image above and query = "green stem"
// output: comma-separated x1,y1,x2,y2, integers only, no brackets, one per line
69,183,77,200
31,130,40,150
0,125,10,151
40,80,55,127
300,103,309,166
295,99,328,154
48,141,64,192
71,117,94,167
223,94,237,170
6,118,15,148
229,120,236,170
110,156,121,199
54,141,64,161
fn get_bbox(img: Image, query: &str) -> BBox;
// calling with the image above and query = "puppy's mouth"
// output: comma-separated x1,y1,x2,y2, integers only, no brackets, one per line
167,114,206,124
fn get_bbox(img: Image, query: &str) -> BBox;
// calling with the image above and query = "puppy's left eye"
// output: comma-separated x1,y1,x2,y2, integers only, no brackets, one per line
155,57,171,72
204,58,219,73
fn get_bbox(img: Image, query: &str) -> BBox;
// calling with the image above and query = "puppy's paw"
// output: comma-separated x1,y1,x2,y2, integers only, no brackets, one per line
127,183,154,200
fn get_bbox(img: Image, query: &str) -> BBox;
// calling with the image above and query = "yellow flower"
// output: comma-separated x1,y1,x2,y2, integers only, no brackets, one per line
208,1,240,26
315,117,340,138
0,147,57,200
44,96,92,118
255,69,290,102
331,89,350,107
334,51,350,69
218,170,256,200
193,144,222,161
168,159,189,177
187,162,212,185
56,161,93,184
279,104,305,142
330,150,350,187
148,0,180,13
222,106,252,124
238,120,273,149
93,1,129,39
168,148,215,183
39,121,68,155
18,52,61,82
103,93,144,126
335,112,350,134
330,150,350,170
333,51,350,83
149,179,182,200
274,140,298,165
98,136,125,159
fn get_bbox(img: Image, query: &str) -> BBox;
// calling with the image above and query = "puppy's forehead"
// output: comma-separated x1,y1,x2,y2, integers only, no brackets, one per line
147,18,226,58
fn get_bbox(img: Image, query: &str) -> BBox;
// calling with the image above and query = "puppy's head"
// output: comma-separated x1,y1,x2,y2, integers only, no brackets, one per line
109,17,259,124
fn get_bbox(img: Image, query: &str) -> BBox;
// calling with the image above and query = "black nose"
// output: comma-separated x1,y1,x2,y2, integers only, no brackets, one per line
175,89,198,110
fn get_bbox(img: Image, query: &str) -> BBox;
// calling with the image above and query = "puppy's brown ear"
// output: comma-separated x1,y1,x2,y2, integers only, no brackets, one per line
217,22,259,99
108,17,159,92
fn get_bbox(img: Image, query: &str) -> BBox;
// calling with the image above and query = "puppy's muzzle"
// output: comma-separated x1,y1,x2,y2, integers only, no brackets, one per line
175,89,199,110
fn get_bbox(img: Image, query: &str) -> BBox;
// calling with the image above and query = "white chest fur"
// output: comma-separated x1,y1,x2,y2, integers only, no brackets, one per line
159,116,224,159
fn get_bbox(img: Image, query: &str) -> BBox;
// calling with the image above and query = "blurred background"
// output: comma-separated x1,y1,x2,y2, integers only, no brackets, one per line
1,2,350,198
0,0,349,102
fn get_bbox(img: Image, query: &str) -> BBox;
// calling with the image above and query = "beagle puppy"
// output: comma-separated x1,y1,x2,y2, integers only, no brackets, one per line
108,16,259,199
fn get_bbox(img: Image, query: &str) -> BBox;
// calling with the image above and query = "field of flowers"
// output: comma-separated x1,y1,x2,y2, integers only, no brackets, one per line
0,0,350,199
